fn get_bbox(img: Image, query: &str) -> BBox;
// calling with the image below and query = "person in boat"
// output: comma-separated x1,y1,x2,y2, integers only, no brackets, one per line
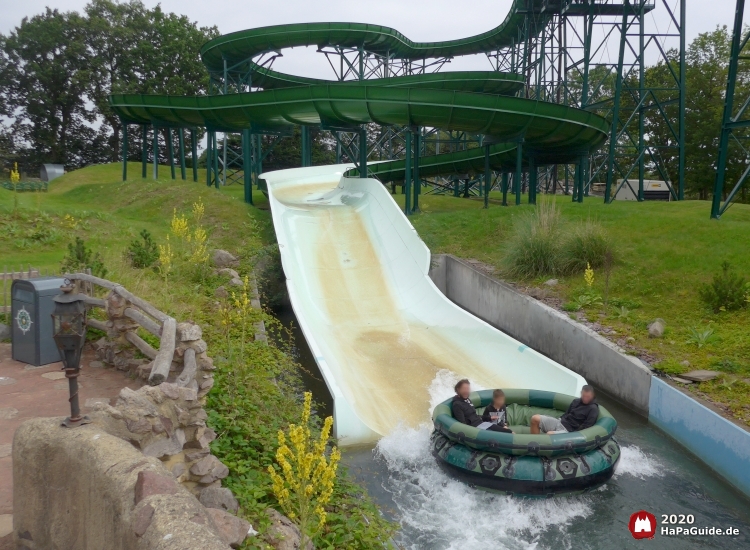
530,385,598,434
452,380,512,433
482,388,510,431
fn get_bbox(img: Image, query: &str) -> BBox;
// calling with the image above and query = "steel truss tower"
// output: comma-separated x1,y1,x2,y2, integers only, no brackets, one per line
192,0,687,207
712,0,750,219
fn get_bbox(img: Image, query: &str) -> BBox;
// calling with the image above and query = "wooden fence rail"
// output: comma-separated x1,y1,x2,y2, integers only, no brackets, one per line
1,266,46,314
64,272,178,386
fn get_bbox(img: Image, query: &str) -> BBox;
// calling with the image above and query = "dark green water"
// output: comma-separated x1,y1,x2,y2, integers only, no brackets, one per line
277,307,750,549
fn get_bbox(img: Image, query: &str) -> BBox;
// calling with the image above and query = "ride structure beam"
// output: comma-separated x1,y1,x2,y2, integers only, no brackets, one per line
711,0,750,219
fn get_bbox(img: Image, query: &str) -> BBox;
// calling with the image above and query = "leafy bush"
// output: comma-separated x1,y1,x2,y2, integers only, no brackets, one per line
126,229,159,268
503,201,563,278
560,219,615,274
698,261,748,313
60,236,107,278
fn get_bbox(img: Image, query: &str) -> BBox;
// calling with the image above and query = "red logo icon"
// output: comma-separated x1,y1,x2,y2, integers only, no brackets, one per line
628,510,657,539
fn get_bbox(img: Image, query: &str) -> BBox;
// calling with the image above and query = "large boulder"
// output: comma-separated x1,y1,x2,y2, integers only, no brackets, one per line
212,249,239,268
0,323,10,341
199,486,240,513
648,318,666,338
265,508,313,550
206,508,252,549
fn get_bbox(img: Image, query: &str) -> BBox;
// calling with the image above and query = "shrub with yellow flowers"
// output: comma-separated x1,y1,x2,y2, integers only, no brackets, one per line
9,162,20,184
268,392,341,547
157,235,173,282
584,262,595,288
170,208,190,241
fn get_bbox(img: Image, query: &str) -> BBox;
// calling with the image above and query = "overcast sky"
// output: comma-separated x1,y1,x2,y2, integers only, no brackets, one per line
1,0,741,78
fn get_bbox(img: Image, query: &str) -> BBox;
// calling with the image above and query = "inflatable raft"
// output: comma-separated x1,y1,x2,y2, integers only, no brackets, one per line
431,389,620,496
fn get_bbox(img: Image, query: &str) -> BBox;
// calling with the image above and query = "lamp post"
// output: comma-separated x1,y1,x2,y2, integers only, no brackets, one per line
51,280,90,428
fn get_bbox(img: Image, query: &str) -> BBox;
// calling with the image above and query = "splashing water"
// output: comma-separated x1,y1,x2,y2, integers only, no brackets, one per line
613,444,666,480
373,369,666,549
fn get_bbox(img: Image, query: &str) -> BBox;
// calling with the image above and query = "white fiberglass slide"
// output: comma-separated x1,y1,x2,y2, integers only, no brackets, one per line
263,164,586,446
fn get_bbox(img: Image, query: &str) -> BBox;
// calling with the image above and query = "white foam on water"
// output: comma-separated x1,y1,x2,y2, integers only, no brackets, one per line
613,444,665,480
374,369,593,550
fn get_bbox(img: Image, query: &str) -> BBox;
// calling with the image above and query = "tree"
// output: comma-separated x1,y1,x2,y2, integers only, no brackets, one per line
84,0,219,162
0,1,218,170
2,9,96,169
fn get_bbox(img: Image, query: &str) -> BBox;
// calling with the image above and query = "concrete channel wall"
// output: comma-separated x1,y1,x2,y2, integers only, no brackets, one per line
428,254,750,499
429,254,653,414
649,378,750,498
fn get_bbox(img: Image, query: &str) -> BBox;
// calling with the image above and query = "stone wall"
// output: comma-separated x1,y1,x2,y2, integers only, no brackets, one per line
13,417,248,550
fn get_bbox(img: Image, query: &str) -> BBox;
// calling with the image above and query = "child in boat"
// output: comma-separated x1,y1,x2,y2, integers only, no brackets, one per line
451,380,511,433
481,389,512,433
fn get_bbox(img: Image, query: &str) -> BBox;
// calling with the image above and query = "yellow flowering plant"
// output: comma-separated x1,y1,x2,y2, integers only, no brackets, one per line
584,262,595,288
9,162,20,184
170,208,190,241
268,392,341,547
157,235,173,281
231,275,252,362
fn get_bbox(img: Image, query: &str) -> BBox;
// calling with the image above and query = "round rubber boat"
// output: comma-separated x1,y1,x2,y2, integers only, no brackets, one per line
431,389,620,496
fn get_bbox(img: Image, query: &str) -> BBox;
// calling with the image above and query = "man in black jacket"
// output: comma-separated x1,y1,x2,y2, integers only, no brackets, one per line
451,380,511,433
530,385,599,434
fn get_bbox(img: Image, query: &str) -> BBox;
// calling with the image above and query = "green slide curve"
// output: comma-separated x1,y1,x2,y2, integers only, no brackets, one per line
109,2,607,180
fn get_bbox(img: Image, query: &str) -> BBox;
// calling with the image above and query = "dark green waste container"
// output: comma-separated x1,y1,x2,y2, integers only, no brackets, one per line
11,277,67,366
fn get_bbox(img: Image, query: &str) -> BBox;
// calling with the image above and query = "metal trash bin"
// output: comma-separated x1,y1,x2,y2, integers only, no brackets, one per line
11,277,67,366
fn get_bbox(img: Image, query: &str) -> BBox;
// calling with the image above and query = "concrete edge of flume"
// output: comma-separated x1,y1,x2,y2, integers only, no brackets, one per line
428,253,750,500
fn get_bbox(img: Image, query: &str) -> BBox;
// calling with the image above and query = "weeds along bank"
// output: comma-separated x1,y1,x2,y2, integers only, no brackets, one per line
405,194,750,429
0,163,395,548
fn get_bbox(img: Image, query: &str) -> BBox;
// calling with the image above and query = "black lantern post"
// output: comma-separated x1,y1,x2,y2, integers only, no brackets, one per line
51,280,90,428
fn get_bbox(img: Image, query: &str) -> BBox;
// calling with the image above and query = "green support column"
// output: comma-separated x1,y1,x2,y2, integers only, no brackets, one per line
453,179,459,197
206,131,213,187
712,0,745,218
463,178,470,198
359,127,367,178
167,128,176,179
678,0,686,200
242,129,253,205
152,125,158,180
413,129,421,211
605,4,630,203
301,126,312,167
121,123,128,181
255,134,263,179
502,172,509,206
483,144,491,209
528,158,537,205
335,132,341,164
404,130,412,215
213,131,220,189
141,125,147,178
514,139,523,205
191,129,198,182
178,130,186,180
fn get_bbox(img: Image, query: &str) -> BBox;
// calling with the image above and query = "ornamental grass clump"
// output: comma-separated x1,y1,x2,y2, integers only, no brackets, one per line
503,200,562,278
268,392,341,547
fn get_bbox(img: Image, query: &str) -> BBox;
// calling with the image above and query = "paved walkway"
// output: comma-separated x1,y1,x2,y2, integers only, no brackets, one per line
0,343,139,549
